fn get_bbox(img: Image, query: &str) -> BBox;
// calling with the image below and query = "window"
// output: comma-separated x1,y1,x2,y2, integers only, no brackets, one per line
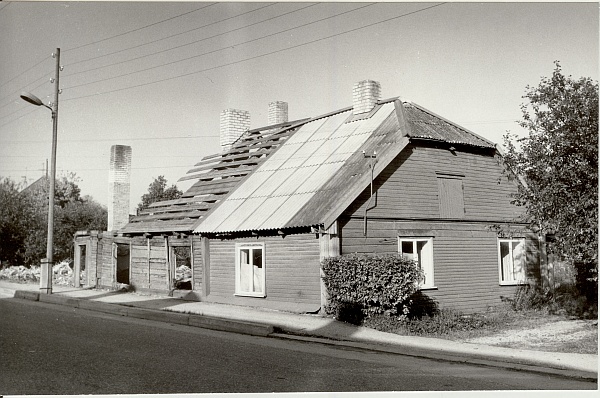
398,238,434,289
498,238,526,285
235,242,266,297
437,174,465,218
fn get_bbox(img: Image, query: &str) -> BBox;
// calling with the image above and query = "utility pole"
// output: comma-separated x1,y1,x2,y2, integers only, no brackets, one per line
41,48,60,294
20,48,61,294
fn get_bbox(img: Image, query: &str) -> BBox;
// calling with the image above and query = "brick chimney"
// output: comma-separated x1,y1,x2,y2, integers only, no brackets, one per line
220,108,250,152
352,80,381,114
108,145,132,231
268,101,288,125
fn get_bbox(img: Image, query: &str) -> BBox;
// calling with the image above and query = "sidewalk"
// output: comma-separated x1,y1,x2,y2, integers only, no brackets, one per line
1,280,597,381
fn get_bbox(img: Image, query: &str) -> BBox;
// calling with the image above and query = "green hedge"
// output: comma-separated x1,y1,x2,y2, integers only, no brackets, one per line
321,253,423,322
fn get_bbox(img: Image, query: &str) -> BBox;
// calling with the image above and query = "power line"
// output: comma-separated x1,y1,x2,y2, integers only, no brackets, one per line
2,134,219,144
64,2,219,53
66,3,279,70
0,2,12,13
0,107,41,128
0,54,50,91
2,165,193,173
63,3,446,101
62,3,377,91
0,70,53,111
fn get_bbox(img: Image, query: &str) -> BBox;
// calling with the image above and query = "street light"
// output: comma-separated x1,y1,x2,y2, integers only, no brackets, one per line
20,48,60,294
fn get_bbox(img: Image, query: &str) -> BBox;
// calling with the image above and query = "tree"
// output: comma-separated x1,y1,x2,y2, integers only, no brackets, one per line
137,175,182,213
0,178,33,266
502,62,598,298
0,174,108,266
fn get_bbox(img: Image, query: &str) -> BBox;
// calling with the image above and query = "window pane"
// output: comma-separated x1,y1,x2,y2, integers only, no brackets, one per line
401,241,415,261
416,240,427,285
499,241,511,282
239,249,252,292
512,240,525,281
253,249,263,269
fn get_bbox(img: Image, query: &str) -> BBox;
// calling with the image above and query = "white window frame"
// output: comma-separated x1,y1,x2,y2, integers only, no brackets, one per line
398,237,435,289
498,238,526,285
235,242,266,297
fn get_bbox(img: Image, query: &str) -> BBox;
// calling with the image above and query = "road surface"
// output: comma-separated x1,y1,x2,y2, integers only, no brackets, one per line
0,297,596,394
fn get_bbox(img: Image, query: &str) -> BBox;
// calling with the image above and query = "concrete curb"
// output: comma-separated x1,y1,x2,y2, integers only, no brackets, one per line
14,290,40,301
13,290,274,337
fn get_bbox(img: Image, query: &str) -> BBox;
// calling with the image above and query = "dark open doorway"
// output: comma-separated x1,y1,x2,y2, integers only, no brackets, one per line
116,244,130,284
172,246,192,290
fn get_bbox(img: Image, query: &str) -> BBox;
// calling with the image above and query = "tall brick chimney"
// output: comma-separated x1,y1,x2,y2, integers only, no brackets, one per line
108,145,132,231
268,101,288,125
220,108,250,152
352,80,381,115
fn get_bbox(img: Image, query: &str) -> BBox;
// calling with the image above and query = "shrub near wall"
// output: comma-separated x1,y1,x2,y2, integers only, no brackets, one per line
321,253,423,324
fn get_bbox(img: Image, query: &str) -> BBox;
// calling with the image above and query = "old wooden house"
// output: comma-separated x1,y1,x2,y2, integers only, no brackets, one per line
74,80,543,313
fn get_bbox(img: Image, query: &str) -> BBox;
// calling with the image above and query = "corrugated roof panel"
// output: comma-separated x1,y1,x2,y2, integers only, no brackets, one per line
333,130,372,155
271,165,319,197
283,117,329,145
249,167,297,198
197,198,246,232
295,162,343,194
221,196,270,231
237,195,290,230
195,104,396,233
260,141,302,170
258,192,315,230
404,103,494,148
227,169,275,200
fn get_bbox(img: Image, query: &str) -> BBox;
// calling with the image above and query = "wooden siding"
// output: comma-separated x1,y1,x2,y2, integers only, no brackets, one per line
97,237,114,288
207,234,321,312
128,237,169,291
339,144,535,313
346,143,522,221
192,235,203,293
340,218,539,313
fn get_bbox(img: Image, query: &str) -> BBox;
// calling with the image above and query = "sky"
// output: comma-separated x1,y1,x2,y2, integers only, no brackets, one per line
0,1,598,214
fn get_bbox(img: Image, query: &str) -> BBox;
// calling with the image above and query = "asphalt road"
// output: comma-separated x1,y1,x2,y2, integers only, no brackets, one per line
0,297,596,394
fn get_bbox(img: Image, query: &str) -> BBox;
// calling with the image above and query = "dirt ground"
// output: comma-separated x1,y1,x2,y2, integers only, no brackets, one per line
460,316,598,354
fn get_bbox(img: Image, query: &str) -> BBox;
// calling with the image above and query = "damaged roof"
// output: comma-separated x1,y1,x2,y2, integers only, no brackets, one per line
121,98,495,235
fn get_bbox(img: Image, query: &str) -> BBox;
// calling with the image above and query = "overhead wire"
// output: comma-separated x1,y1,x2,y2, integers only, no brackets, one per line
66,2,279,70
0,71,54,112
63,3,446,101
2,134,219,144
64,2,219,53
62,3,377,92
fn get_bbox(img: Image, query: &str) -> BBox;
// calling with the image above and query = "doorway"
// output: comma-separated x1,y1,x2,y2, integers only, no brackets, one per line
116,243,130,284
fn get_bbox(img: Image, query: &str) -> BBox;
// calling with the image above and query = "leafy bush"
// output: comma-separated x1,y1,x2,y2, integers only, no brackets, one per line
503,284,551,311
504,283,598,319
321,253,423,323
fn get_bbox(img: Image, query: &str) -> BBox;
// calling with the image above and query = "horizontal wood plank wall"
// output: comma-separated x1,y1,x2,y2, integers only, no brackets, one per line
97,236,114,288
130,237,149,289
148,238,167,291
208,234,321,312
346,144,522,221
339,218,539,313
192,235,203,294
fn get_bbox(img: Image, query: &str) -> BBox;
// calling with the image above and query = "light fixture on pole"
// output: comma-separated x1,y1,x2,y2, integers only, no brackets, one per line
20,48,61,295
